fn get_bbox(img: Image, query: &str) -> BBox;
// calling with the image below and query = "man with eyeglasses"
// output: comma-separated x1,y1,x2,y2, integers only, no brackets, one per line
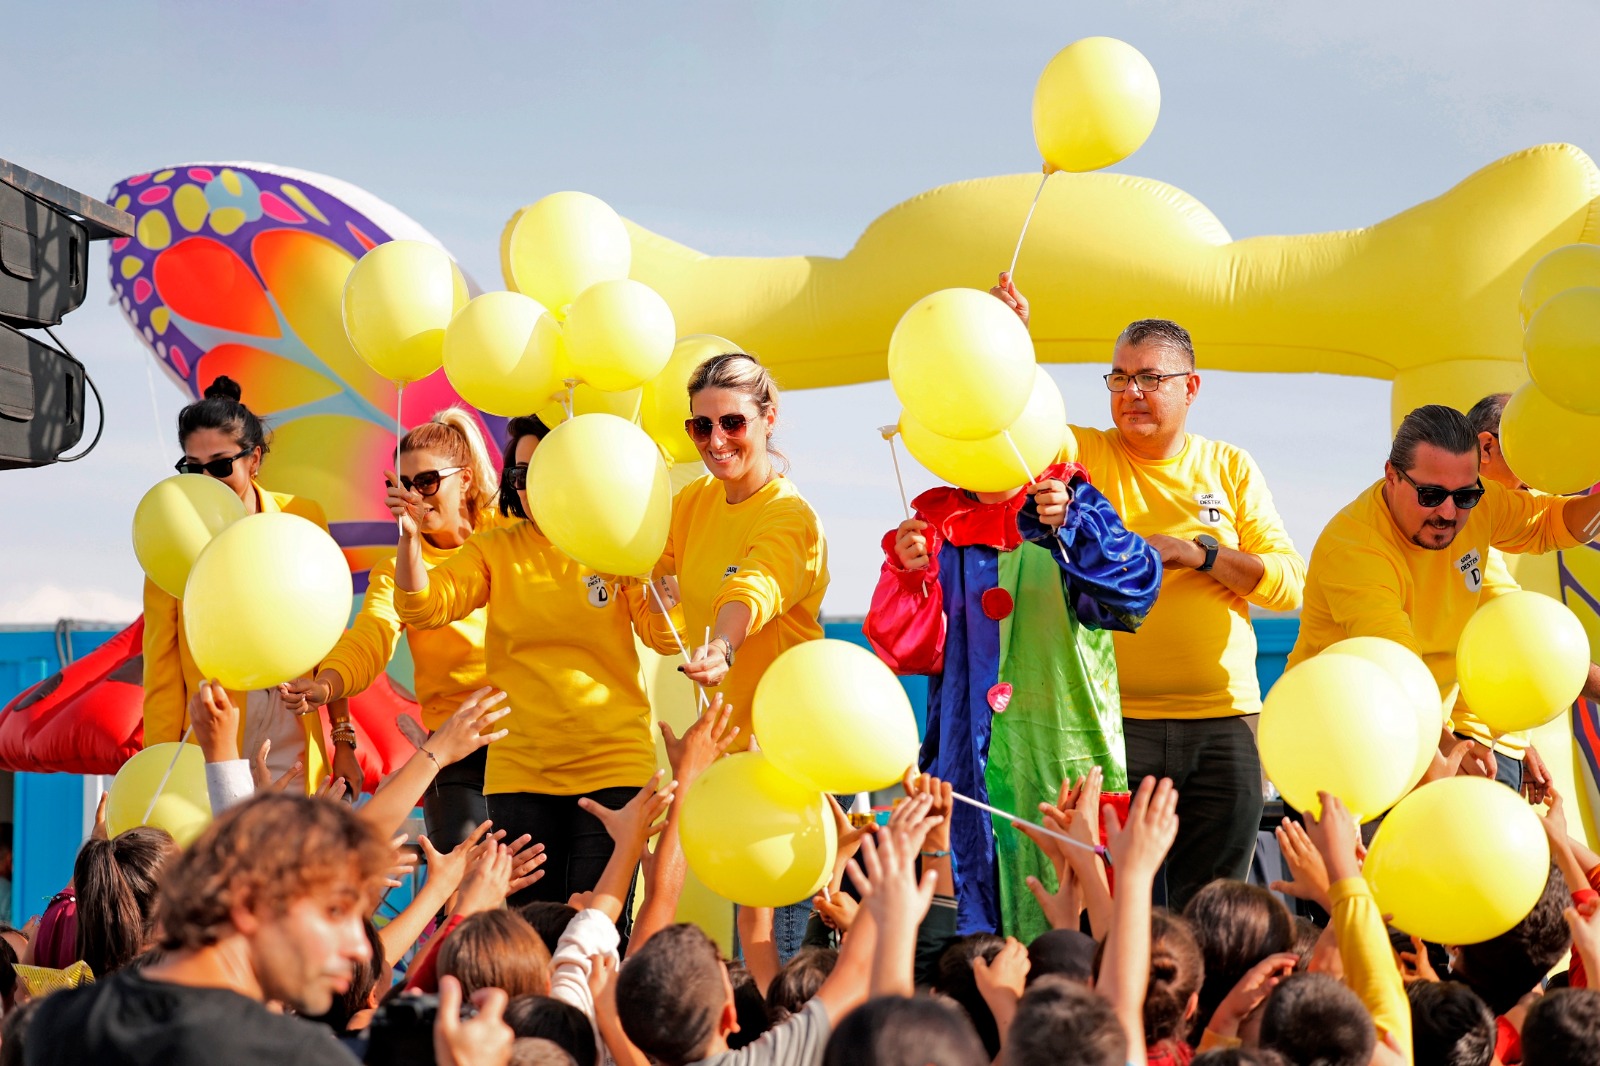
1287,403,1600,793
992,276,1305,910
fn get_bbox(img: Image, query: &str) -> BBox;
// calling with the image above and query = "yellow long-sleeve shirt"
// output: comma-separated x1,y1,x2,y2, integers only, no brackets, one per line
141,484,330,787
1058,427,1305,719
395,520,678,795
1286,480,1580,749
318,512,512,731
653,474,828,743
1329,876,1412,1059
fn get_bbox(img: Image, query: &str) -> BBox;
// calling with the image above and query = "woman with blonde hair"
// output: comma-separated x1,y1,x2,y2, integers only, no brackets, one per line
280,407,504,849
143,375,332,791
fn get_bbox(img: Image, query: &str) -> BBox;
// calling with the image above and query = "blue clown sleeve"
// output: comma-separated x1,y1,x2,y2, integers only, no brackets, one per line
1018,480,1162,632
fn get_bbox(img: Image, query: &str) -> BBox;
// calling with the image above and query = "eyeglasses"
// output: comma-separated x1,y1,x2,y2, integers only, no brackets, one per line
506,463,529,492
174,448,254,478
684,414,751,441
399,467,463,497
1396,467,1484,510
1103,371,1192,393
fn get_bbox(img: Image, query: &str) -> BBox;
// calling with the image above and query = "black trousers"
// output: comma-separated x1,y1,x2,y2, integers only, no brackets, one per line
421,746,489,854
1123,716,1264,912
487,786,641,932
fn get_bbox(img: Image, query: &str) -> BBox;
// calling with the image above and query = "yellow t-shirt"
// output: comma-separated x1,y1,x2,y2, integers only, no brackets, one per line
319,512,514,731
1287,479,1579,754
394,520,676,795
655,475,829,742
1059,427,1305,720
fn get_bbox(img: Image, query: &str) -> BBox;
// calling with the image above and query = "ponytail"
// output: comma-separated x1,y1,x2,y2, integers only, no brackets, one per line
73,828,177,978
177,376,270,456
401,407,500,528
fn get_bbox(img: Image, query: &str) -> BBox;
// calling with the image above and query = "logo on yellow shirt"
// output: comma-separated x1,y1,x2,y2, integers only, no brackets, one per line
1456,549,1483,593
723,564,739,578
584,574,613,608
1194,491,1226,527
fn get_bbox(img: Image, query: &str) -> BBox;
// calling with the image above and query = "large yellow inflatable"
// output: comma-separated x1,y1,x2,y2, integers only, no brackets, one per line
508,142,1600,843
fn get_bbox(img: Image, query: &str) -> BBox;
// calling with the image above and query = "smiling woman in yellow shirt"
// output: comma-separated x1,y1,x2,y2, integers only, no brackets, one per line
394,414,680,911
142,375,330,793
278,408,505,851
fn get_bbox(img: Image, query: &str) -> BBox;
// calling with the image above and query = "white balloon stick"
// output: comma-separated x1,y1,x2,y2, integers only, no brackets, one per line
950,789,1109,862
877,425,912,521
644,578,709,712
1007,171,1052,284
143,723,195,826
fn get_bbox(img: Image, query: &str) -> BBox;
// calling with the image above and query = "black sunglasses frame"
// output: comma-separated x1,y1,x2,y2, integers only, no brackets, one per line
399,467,463,497
684,413,752,441
1396,467,1485,510
1102,371,1192,393
174,448,254,478
506,463,529,492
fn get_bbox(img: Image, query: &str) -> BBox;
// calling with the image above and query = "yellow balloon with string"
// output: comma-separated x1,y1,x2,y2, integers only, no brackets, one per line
341,240,469,385
901,368,1065,492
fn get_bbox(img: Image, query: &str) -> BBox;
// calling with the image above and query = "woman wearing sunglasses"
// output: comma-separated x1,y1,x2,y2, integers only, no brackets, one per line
394,414,681,911
142,376,332,792
277,408,504,848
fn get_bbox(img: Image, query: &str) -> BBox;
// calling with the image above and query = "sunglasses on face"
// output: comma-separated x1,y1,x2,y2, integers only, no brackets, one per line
397,467,463,497
1102,371,1191,393
684,414,752,441
506,463,529,492
174,448,254,478
1397,467,1484,510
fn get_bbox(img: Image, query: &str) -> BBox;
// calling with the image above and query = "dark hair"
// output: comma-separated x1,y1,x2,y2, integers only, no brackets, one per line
1388,404,1479,473
766,946,836,1022
437,910,552,999
178,375,270,456
821,995,988,1066
0,997,41,1066
504,995,598,1066
511,1037,579,1066
1191,1049,1289,1066
1007,975,1128,1066
310,917,385,1032
1027,928,1098,986
75,827,179,978
1116,319,1196,369
1289,916,1321,972
934,934,1006,1058
1259,973,1375,1066
1144,910,1204,1045
1465,394,1511,438
0,929,16,1010
1453,865,1571,1015
1184,880,1294,1038
158,794,392,951
726,960,772,1050
516,902,579,955
616,923,728,1066
1522,987,1600,1066
1407,980,1494,1066
499,414,551,519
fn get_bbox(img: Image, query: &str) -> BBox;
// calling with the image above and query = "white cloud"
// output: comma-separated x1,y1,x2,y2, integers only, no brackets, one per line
0,586,140,627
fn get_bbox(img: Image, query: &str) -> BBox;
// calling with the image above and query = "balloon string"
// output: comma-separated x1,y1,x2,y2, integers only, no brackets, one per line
1007,171,1052,284
950,790,1109,863
886,434,912,521
395,381,406,533
632,391,643,425
563,379,576,420
644,577,710,712
1002,430,1037,489
144,724,195,826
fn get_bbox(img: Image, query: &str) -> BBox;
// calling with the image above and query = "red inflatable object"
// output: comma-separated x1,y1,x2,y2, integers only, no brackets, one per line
0,617,425,788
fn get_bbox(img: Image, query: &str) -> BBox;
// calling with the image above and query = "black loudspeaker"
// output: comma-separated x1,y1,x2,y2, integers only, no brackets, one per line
0,325,85,470
0,179,88,329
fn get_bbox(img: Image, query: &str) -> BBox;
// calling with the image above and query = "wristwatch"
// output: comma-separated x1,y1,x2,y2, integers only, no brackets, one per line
1194,533,1220,573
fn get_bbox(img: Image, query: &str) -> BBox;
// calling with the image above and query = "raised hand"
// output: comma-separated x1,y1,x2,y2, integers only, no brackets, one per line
659,695,738,784
385,470,424,539
577,771,676,856
427,688,512,767
1269,818,1333,910
454,842,513,917
1208,953,1299,1037
1105,776,1179,881
1026,478,1071,529
1397,935,1440,982
972,936,1030,1029
1302,793,1362,883
419,821,494,903
893,519,931,570
812,889,860,933
503,834,548,897
189,680,241,763
827,793,880,890
434,976,514,1066
990,271,1030,327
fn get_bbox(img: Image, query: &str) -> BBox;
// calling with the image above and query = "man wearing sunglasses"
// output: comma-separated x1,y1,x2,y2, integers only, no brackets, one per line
1288,404,1600,793
994,275,1306,911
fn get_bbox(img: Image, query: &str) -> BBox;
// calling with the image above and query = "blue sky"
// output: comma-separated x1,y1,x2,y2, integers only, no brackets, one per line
6,1,1599,621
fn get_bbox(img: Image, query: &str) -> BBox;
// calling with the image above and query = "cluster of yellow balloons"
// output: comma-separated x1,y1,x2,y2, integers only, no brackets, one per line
680,640,920,906
1505,245,1600,494
1456,590,1590,734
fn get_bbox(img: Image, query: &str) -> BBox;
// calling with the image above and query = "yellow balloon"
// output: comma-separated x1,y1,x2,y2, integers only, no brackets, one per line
679,751,836,907
752,639,921,793
564,279,677,392
1524,286,1600,415
1365,776,1550,945
131,475,248,599
536,383,643,429
888,288,1036,441
1500,381,1600,495
507,192,631,316
1520,243,1600,326
1032,37,1160,174
1457,591,1590,734
641,334,738,464
1258,654,1419,820
527,414,671,576
442,292,565,417
341,240,470,384
107,743,211,846
901,368,1066,492
1323,637,1444,794
183,513,354,690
